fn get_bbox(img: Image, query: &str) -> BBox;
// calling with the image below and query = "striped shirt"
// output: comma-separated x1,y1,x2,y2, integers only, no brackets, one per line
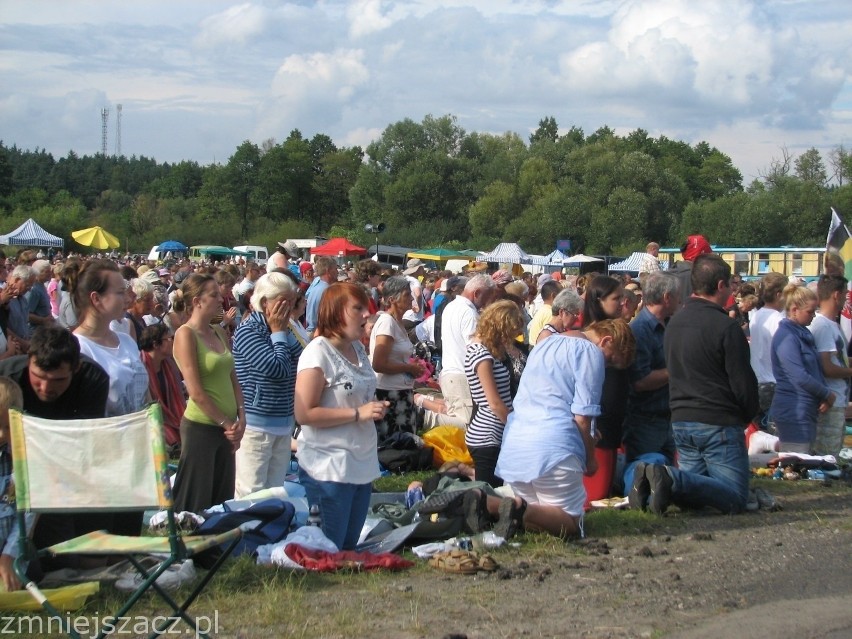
464,342,512,448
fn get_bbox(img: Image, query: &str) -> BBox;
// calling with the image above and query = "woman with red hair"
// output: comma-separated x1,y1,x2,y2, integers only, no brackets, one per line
295,282,389,549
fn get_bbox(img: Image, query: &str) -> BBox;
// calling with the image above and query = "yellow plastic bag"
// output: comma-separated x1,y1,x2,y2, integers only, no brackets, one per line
422,425,473,467
0,581,99,612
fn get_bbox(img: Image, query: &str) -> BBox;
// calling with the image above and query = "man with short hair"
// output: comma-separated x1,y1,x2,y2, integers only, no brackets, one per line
0,325,108,419
808,274,852,457
631,254,759,515
27,259,53,332
424,274,497,428
305,256,338,335
3,265,35,351
622,272,681,492
527,280,562,346
234,262,261,314
638,242,661,287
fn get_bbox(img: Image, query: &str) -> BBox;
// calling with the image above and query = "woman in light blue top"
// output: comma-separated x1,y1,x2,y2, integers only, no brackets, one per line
494,319,635,538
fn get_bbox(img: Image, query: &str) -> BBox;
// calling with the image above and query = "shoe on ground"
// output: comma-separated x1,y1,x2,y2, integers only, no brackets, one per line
114,560,197,593
745,488,759,512
754,487,781,511
628,462,650,511
646,464,673,515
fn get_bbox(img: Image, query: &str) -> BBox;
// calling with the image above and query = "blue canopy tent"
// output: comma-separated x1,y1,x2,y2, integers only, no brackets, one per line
157,240,187,252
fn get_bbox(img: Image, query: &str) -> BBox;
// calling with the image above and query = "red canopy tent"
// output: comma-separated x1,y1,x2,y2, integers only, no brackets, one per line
310,237,367,256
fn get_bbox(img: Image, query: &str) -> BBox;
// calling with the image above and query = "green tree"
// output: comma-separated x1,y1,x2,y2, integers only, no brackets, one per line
224,141,261,240
529,116,559,145
794,148,827,185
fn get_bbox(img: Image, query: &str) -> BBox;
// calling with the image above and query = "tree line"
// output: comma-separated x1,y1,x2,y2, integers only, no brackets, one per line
2,115,851,257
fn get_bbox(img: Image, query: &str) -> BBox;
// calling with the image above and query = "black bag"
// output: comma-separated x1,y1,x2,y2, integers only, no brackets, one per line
378,447,434,474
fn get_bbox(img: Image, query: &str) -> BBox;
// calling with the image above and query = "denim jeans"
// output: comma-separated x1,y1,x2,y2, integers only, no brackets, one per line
298,469,372,550
669,422,750,514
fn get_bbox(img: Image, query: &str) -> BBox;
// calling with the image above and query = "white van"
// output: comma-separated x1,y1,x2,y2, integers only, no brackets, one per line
233,245,269,266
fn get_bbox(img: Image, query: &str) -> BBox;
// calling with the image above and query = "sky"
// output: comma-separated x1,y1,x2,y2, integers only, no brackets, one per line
1,0,851,184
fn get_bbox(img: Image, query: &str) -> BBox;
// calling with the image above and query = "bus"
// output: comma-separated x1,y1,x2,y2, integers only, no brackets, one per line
659,246,825,280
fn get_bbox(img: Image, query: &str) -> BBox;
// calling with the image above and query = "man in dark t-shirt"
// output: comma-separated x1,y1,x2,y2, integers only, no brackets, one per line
0,325,109,571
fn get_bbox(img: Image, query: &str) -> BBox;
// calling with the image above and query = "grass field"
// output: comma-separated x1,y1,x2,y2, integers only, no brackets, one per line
6,474,852,638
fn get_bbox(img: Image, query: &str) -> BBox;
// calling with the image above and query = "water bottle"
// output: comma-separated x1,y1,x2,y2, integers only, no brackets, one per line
307,504,322,527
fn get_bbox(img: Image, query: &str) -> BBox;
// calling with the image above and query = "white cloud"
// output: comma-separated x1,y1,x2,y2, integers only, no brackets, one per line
194,3,270,48
347,0,396,38
257,49,370,140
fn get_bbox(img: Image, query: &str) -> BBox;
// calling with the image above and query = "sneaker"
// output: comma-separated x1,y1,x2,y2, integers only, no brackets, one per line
462,489,491,534
628,462,650,511
114,560,197,593
416,490,466,516
646,464,673,515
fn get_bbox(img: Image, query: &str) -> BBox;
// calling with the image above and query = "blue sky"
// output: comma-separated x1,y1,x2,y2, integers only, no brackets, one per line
1,0,850,183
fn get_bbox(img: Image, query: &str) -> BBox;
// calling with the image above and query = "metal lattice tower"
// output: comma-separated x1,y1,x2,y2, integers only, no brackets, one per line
114,104,122,157
100,107,109,156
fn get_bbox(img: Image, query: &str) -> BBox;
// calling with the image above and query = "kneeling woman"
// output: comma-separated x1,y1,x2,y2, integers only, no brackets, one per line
494,320,635,538
295,282,390,549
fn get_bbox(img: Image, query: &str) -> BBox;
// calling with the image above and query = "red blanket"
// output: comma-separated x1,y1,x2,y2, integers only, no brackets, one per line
283,544,414,572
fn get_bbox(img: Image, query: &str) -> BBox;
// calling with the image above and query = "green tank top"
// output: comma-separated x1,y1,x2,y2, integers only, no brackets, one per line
177,327,238,426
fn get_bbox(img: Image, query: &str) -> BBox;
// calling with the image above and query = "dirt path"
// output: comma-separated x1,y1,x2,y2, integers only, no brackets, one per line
357,482,852,639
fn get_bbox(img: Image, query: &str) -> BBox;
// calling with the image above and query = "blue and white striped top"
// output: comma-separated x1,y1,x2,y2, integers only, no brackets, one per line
233,311,303,431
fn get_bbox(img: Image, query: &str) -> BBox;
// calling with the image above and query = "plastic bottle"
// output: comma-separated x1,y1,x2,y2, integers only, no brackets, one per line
307,504,322,527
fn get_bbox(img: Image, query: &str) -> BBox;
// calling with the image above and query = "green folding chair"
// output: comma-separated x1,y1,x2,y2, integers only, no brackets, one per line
10,404,242,639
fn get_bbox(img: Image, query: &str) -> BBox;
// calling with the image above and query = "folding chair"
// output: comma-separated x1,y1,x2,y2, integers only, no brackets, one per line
10,404,242,639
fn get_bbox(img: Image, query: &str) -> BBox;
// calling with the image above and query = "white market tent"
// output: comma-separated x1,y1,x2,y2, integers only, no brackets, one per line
544,249,568,263
563,253,604,265
480,242,550,265
608,251,646,272
0,218,64,248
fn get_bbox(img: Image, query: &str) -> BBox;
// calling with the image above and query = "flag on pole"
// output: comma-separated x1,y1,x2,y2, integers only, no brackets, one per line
826,207,852,276
826,207,852,340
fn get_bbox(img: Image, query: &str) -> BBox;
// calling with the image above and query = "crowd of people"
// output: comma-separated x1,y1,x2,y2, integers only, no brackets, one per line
0,234,849,590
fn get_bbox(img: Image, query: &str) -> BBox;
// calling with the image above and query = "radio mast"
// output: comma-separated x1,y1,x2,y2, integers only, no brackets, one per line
100,107,109,156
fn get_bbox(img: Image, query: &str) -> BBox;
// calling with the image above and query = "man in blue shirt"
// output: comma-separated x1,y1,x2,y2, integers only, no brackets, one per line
623,272,680,496
305,256,338,336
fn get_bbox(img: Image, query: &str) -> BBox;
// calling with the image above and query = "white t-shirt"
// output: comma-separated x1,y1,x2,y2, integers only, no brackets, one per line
369,313,414,391
750,306,783,384
809,312,850,400
415,314,435,343
440,296,479,375
75,332,149,417
296,337,379,485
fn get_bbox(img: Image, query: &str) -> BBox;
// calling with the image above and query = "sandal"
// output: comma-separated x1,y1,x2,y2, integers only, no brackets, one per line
493,497,527,541
474,552,498,572
462,489,491,534
428,549,479,575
